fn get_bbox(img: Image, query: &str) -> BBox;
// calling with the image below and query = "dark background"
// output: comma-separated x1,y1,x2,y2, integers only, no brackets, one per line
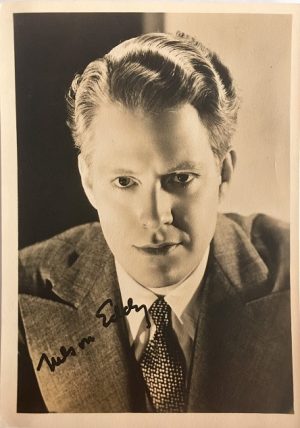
15,13,164,248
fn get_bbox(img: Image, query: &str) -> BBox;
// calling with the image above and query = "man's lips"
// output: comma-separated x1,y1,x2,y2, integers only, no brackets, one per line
134,243,181,255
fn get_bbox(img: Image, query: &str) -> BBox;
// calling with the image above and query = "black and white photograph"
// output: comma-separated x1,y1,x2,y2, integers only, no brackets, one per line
1,2,300,427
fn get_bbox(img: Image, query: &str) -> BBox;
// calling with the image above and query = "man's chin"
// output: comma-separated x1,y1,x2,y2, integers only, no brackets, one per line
132,267,189,289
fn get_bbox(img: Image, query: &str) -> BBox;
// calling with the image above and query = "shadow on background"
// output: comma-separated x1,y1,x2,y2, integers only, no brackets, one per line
15,13,164,248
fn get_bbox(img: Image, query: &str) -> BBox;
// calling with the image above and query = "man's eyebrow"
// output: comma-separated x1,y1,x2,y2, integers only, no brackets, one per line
111,168,138,175
166,161,204,173
110,162,205,176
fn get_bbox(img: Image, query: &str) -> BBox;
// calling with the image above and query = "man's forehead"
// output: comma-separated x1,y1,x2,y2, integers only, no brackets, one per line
91,101,208,139
93,100,192,120
82,101,220,171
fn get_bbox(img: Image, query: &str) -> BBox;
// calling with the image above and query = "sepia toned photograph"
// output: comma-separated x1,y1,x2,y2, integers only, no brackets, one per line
15,11,293,413
1,3,300,426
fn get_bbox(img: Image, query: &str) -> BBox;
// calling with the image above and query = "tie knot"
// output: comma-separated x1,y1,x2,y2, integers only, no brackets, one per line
149,298,171,329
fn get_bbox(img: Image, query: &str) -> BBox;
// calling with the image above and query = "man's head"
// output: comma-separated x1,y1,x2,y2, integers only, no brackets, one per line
66,32,239,288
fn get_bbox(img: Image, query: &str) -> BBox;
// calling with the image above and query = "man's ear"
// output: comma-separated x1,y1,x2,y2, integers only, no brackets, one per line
78,154,97,209
219,149,236,200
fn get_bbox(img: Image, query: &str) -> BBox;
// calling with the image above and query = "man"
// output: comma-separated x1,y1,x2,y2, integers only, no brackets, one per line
18,32,293,413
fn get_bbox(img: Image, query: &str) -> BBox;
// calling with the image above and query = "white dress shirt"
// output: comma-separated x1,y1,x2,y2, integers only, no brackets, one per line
115,247,209,372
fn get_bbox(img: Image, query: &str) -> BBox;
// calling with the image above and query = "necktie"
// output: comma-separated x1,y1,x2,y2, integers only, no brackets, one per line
140,297,186,412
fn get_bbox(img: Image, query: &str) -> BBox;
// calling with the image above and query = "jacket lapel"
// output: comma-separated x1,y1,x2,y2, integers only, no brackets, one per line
19,228,146,412
187,215,292,412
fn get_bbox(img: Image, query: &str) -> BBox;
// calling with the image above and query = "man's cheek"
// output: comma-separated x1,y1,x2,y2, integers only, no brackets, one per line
100,212,136,243
173,198,206,229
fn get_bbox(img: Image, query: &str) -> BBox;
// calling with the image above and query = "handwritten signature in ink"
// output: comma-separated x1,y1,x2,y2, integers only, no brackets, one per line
95,297,150,329
36,297,150,372
36,336,95,372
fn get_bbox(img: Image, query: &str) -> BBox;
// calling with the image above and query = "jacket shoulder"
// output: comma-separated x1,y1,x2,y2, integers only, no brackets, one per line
221,213,290,296
225,212,289,241
19,223,101,296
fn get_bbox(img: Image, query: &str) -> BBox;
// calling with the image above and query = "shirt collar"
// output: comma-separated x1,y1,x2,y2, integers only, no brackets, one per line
116,247,209,342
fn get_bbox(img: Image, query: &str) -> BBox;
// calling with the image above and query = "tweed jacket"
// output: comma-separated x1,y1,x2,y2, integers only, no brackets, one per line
18,213,293,413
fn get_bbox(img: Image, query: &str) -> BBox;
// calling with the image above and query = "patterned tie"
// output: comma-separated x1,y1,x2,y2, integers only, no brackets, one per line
140,297,186,412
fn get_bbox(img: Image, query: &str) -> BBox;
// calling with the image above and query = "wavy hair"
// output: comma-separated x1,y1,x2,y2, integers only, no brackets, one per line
66,32,239,162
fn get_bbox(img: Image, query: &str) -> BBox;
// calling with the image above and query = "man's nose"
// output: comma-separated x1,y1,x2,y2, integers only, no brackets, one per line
138,185,173,230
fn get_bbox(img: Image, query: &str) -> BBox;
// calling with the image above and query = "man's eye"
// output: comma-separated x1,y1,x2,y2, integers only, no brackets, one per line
172,173,194,184
114,177,135,188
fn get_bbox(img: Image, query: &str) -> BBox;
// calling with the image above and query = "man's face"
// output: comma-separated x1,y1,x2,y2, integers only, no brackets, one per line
80,102,224,288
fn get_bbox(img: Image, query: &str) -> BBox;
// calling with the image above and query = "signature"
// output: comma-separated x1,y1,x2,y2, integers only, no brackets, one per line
96,297,151,329
36,337,95,372
36,297,150,372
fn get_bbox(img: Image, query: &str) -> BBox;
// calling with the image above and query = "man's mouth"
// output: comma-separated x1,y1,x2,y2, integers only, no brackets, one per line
134,243,181,255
